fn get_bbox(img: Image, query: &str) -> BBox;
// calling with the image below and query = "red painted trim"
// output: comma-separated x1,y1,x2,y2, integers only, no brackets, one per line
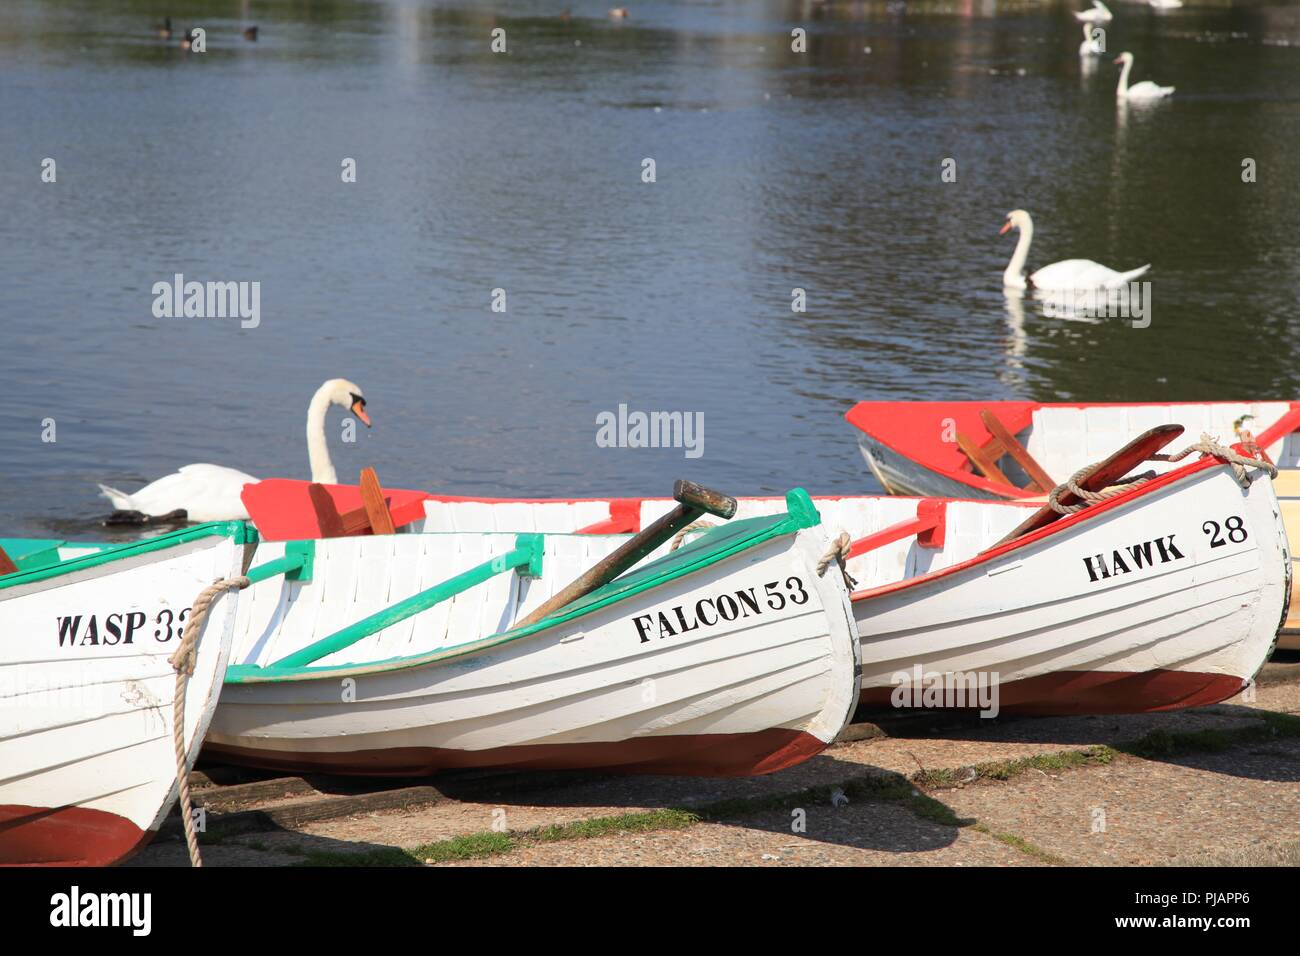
0,805,151,867
849,455,1222,603
1252,404,1300,450
848,501,946,559
202,728,828,778
575,499,642,534
859,668,1246,715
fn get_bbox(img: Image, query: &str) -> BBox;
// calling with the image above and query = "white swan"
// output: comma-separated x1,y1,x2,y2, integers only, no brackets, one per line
1074,1,1112,24
1001,209,1150,292
98,379,370,523
1148,0,1182,9
1079,23,1104,57
1115,51,1174,100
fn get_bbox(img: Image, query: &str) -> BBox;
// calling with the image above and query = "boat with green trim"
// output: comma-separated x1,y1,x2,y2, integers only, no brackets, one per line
0,523,248,866
205,488,863,777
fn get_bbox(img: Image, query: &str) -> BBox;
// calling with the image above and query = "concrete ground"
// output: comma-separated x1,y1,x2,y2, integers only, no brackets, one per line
131,663,1300,867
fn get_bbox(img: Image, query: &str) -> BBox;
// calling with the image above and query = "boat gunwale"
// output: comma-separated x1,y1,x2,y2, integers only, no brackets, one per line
0,520,249,592
848,453,1260,604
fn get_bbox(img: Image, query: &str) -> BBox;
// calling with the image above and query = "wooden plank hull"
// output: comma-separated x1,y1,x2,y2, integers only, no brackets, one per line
208,517,862,777
0,528,243,865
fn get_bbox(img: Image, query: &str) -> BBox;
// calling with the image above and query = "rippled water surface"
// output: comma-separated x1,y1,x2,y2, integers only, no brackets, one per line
2,0,1299,538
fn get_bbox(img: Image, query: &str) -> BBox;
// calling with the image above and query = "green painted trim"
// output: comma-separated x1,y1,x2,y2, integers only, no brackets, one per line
0,522,243,591
284,540,314,582
266,535,545,670
784,488,820,529
0,539,72,572
515,533,545,579
245,552,308,586
227,505,810,684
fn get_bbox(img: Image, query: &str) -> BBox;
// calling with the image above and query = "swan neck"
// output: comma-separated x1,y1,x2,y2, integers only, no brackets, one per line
307,386,337,485
1117,59,1132,96
1004,219,1032,288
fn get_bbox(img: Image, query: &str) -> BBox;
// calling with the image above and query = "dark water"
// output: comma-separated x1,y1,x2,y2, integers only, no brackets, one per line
2,0,1299,539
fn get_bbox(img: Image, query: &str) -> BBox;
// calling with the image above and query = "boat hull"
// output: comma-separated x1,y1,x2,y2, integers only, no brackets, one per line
0,805,150,867
851,463,1288,715
0,527,243,866
857,435,1010,500
209,516,862,777
204,727,826,777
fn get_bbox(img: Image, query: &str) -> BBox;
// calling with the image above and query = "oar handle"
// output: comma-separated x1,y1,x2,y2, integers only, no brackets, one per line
513,480,737,629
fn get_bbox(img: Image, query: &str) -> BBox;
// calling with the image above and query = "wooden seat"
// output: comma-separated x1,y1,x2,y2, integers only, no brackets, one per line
308,467,398,538
956,408,1056,493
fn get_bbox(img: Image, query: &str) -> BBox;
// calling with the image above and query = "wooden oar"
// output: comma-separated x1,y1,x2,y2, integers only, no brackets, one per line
514,479,738,629
996,424,1184,545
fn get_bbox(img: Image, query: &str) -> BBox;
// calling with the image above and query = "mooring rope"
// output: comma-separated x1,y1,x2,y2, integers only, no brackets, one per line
169,575,250,867
669,520,716,551
1047,433,1277,515
1152,433,1277,487
815,531,858,589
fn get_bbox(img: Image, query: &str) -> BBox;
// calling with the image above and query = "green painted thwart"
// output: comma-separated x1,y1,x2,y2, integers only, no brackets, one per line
246,540,315,585
227,495,818,684
268,533,546,669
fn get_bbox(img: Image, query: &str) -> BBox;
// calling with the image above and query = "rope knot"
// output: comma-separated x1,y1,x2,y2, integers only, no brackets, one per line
816,531,857,589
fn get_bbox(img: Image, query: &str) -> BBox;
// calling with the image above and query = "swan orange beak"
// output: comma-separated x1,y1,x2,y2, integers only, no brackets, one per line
999,221,1013,235
351,402,372,427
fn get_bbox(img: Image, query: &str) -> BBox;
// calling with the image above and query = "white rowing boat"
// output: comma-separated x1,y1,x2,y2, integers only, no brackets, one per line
844,399,1300,648
204,488,862,777
0,524,246,866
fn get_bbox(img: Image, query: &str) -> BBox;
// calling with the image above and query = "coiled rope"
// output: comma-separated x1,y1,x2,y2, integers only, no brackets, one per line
169,575,250,867
1047,433,1277,516
816,531,858,589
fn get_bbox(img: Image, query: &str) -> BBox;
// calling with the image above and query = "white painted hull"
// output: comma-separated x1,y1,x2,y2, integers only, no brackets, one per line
0,530,243,865
208,520,862,776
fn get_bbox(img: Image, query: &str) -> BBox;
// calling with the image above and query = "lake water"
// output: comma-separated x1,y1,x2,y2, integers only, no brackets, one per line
2,0,1299,539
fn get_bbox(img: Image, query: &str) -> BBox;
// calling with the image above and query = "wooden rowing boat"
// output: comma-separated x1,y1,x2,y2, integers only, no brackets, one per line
236,434,1289,715
844,400,1300,648
204,488,863,777
0,524,246,866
